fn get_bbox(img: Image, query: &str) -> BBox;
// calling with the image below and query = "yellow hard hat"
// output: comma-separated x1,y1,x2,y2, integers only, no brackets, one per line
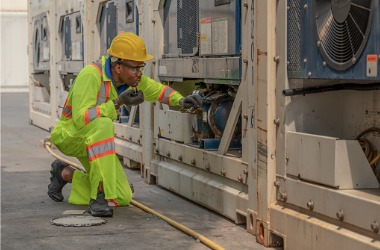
107,32,153,62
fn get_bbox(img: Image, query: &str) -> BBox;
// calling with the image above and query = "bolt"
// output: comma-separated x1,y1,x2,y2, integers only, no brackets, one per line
371,221,379,233
323,61,326,66
336,210,344,221
317,40,321,47
243,1,248,8
243,114,248,120
243,169,248,175
307,72,312,78
137,139,140,143
304,4,308,9
191,159,196,165
166,152,171,157
238,175,243,182
152,19,156,24
274,55,280,62
221,170,226,176
129,136,132,140
205,163,210,171
243,59,248,64
273,117,280,125
280,191,287,201
352,57,357,64
303,58,307,64
274,180,280,187
307,200,314,210
178,155,183,161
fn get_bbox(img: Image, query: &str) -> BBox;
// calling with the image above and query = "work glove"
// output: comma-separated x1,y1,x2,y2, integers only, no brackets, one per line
180,94,203,109
118,89,144,106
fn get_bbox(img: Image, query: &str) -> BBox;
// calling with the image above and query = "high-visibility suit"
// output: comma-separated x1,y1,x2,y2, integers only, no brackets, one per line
51,56,183,206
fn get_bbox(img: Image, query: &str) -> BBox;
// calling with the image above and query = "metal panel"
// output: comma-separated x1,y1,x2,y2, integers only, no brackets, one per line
277,177,380,236
157,160,248,223
158,57,241,84
157,110,197,144
270,204,380,250
286,131,379,189
199,0,240,56
157,138,247,184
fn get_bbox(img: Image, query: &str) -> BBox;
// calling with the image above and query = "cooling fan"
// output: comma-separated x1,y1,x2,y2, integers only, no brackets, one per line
314,0,375,71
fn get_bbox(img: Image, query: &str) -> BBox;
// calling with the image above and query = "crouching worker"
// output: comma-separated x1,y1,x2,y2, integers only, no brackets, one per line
47,32,203,217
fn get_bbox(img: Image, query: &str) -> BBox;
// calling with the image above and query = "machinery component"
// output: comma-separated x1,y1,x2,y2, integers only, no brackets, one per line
97,0,139,58
159,0,241,83
32,12,50,73
191,89,242,150
287,0,380,80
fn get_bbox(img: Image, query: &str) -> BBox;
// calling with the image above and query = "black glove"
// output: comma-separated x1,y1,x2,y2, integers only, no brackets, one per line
118,89,144,106
180,94,203,109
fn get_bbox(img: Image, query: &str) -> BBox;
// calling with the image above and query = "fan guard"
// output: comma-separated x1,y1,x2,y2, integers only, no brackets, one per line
314,0,375,70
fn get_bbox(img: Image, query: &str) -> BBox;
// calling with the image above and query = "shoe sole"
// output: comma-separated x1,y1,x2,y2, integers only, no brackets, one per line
88,208,113,217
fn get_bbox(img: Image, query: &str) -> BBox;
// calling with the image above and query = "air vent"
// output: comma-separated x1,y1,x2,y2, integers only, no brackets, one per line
315,0,374,70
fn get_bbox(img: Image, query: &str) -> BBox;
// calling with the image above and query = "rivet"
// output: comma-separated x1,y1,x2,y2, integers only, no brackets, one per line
371,221,379,233
306,200,314,210
336,210,344,221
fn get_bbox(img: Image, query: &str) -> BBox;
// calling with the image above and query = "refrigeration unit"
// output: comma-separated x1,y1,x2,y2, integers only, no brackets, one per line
273,0,380,241
150,0,249,223
157,0,242,151
29,1,52,131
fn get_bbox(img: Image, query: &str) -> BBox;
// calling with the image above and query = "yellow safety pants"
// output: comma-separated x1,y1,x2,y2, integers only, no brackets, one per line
51,117,132,206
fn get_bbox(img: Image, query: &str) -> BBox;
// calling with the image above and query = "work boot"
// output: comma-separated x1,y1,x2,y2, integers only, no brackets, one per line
88,192,113,217
47,160,69,202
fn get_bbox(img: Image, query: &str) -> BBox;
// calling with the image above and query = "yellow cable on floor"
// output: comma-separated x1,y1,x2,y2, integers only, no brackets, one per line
43,139,224,250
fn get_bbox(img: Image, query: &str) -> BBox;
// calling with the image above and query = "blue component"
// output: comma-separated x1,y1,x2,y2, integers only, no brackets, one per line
199,138,241,151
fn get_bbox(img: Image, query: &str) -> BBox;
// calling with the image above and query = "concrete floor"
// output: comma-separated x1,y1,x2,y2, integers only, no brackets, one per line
1,93,273,250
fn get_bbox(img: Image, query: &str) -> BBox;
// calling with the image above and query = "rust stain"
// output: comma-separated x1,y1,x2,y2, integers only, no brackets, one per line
258,126,267,132
257,49,268,56
257,49,268,65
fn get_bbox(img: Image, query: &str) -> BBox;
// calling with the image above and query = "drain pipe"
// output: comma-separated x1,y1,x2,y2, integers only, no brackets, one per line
43,139,224,250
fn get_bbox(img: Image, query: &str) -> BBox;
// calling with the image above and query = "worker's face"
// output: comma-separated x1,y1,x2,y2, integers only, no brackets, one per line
117,60,145,87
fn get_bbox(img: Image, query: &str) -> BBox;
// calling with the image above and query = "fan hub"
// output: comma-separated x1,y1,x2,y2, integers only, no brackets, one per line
331,0,352,23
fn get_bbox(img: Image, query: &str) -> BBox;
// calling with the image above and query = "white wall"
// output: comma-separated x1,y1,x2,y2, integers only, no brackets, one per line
0,0,28,92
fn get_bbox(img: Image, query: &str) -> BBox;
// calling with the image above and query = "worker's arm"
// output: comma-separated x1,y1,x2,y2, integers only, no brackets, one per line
137,75,184,106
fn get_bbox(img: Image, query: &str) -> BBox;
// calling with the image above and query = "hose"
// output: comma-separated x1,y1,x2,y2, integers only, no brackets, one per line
355,127,380,173
43,138,225,250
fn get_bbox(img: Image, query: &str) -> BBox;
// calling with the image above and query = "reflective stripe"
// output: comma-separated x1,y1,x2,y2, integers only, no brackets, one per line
84,106,100,125
62,105,72,118
86,138,115,161
158,86,176,105
96,81,111,105
63,63,110,123
91,63,102,77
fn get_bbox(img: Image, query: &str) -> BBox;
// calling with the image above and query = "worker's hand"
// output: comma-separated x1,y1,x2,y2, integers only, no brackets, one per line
180,94,203,109
118,89,144,106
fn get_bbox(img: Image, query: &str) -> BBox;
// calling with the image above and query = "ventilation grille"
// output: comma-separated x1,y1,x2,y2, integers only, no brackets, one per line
315,0,374,70
287,0,302,72
177,0,199,55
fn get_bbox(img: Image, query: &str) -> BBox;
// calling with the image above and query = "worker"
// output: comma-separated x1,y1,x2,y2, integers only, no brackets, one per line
47,32,203,217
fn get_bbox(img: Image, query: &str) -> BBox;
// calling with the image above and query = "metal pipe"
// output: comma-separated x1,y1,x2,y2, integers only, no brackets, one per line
282,82,380,97
43,138,225,250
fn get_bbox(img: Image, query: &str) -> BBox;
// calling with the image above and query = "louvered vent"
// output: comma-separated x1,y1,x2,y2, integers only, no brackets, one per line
315,0,374,70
